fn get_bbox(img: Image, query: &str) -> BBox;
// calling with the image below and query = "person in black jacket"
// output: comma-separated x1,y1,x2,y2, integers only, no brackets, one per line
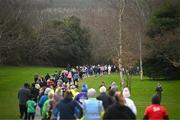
155,82,163,101
30,83,39,103
97,86,114,111
103,91,136,120
55,90,83,120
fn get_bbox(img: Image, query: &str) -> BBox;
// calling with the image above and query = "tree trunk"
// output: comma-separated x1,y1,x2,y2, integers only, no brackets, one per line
118,0,125,89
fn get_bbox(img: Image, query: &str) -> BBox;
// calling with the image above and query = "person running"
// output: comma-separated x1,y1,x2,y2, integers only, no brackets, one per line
103,91,136,120
18,83,31,120
26,95,36,120
143,94,169,120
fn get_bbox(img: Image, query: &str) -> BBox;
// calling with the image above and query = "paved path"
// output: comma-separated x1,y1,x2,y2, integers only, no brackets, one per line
35,106,41,120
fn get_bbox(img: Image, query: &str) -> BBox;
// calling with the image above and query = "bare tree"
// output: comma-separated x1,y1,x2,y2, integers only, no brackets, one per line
118,0,126,88
106,0,126,88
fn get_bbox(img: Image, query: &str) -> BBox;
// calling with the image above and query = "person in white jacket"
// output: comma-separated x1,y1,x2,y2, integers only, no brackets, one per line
122,87,137,116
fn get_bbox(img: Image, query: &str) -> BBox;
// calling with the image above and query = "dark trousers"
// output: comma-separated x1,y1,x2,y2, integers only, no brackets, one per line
19,104,27,119
73,79,78,86
27,112,35,120
68,78,71,84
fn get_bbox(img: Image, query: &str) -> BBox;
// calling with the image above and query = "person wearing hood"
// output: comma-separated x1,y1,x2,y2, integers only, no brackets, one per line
122,87,137,115
143,94,169,120
39,87,51,114
42,92,55,120
109,81,118,92
97,86,114,111
75,84,88,104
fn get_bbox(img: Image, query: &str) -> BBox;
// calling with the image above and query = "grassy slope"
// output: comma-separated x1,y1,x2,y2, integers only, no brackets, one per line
0,66,179,119
79,74,180,119
0,66,59,119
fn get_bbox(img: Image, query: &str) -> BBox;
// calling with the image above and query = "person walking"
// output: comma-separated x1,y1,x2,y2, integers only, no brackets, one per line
30,83,39,103
55,90,83,120
83,88,104,120
96,86,114,111
42,92,54,120
26,95,36,120
67,71,72,85
75,84,88,104
122,87,137,115
18,83,31,120
143,94,169,120
103,91,136,120
39,88,51,115
155,82,163,101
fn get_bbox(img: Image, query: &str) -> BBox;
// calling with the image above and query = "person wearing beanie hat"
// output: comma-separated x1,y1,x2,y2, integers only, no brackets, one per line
122,87,137,115
143,94,169,120
74,84,88,104
97,86,114,111
81,84,88,93
83,88,104,120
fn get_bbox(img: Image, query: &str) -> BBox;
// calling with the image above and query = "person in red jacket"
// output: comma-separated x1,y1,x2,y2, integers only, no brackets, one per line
143,94,169,120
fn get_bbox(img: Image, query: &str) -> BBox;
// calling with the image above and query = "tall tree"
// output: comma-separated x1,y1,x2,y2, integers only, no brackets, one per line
144,0,180,79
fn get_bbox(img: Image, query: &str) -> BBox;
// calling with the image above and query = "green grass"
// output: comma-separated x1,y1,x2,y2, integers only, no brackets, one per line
0,66,60,119
0,66,179,119
79,74,180,119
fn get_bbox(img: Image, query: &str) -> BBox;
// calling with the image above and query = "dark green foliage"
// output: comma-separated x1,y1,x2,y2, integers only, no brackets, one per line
35,16,91,66
143,55,180,79
0,14,91,66
144,0,180,79
146,0,179,38
0,18,35,65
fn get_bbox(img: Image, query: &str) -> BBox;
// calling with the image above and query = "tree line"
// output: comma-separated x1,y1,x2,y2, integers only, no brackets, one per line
144,0,180,79
0,0,179,79
0,0,90,66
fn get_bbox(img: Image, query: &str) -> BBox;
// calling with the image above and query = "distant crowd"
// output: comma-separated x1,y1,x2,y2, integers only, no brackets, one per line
17,65,169,120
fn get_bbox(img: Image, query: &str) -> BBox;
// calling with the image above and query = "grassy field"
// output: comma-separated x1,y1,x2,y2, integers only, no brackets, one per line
0,66,179,119
0,66,59,119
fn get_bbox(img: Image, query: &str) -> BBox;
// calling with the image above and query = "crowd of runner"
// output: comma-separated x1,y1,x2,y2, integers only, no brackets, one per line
17,65,169,120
